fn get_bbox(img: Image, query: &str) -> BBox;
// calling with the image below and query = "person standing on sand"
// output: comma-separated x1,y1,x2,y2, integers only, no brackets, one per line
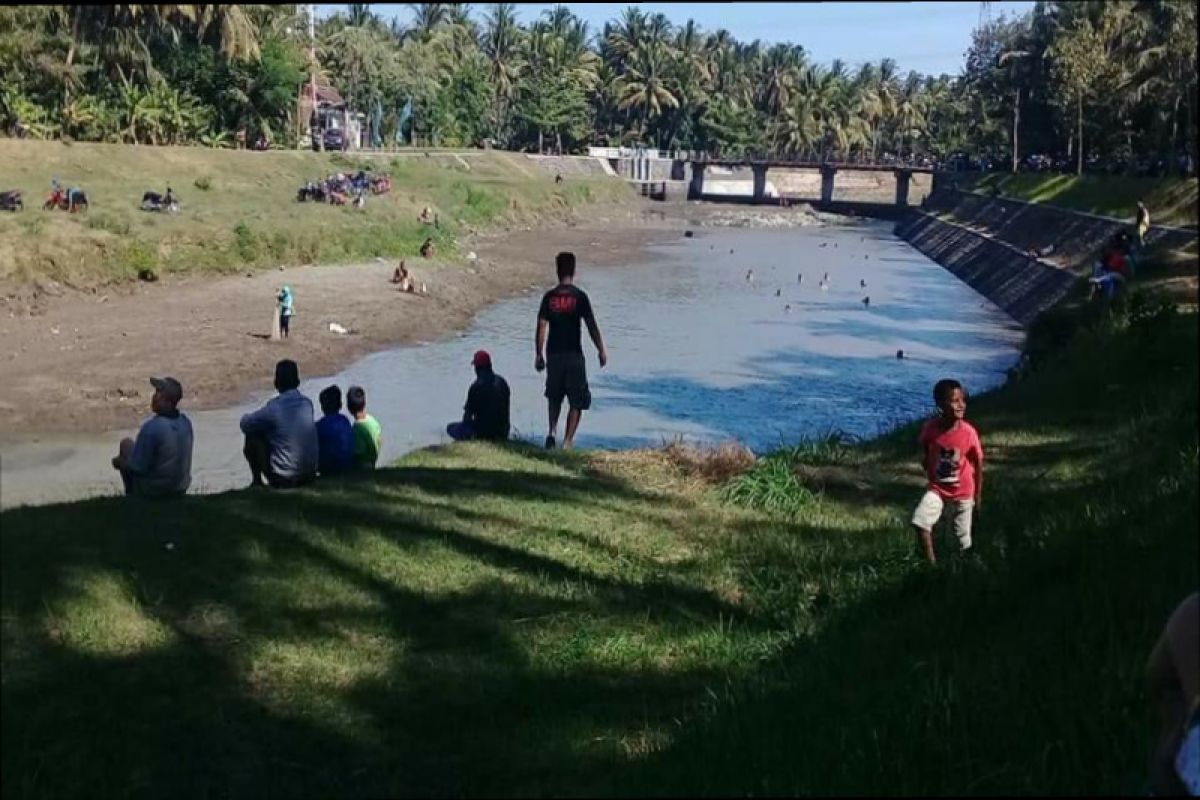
277,285,294,339
910,379,984,565
110,377,193,498
535,251,607,450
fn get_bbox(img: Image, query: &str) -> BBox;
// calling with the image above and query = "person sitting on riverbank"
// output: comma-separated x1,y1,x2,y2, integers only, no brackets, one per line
419,206,434,224
111,377,194,498
911,379,984,566
316,385,354,477
239,359,318,489
392,261,414,293
447,350,511,442
1089,235,1133,301
347,386,382,470
420,238,436,259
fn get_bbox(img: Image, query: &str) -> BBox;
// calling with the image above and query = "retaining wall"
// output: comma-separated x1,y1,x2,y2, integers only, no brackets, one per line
896,187,1197,326
894,212,1080,326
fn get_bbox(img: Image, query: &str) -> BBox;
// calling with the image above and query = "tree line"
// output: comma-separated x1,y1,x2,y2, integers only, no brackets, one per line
0,2,1194,173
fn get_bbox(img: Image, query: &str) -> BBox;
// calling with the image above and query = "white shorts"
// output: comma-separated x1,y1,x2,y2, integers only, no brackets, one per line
911,491,974,550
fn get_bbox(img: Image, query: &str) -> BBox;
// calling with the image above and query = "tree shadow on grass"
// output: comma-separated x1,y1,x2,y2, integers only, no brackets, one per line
1,450,774,798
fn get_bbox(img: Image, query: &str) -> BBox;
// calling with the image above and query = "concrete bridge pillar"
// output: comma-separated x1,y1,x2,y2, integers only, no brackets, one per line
894,169,912,206
752,164,769,202
688,162,706,200
820,165,837,203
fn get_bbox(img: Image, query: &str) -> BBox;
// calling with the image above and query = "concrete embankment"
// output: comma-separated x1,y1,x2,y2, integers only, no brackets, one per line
895,187,1197,326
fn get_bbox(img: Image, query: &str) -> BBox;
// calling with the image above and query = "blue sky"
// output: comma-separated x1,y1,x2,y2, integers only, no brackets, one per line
314,2,1036,76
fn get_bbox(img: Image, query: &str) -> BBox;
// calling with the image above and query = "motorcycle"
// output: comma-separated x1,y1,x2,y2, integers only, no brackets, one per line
0,189,23,212
44,187,87,212
141,190,180,213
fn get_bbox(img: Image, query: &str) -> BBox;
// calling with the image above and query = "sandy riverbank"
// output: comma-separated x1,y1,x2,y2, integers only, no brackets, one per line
0,203,680,439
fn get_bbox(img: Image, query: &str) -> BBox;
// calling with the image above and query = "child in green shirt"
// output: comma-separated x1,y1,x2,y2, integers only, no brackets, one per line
346,385,382,469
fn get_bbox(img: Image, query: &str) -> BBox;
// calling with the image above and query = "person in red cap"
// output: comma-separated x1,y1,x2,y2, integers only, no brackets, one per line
447,349,511,442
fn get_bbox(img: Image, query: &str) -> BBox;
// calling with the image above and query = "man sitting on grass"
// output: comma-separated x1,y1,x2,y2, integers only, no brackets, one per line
111,377,193,498
447,350,511,442
239,359,318,489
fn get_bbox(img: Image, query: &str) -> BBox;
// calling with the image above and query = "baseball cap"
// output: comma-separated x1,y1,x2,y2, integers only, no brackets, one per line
471,350,492,368
150,377,183,403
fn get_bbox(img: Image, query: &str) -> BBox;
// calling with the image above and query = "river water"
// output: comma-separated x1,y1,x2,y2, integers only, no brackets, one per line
0,219,1023,509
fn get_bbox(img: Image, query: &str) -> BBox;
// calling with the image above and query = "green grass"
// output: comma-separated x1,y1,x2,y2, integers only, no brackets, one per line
957,172,1198,228
2,301,1197,797
0,141,631,288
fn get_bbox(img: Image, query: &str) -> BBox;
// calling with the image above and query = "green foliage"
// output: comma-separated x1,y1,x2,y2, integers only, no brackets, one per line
1,3,1194,163
193,176,212,191
233,221,258,262
721,454,820,517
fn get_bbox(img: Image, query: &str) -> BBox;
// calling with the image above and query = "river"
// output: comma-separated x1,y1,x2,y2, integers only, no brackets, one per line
0,218,1023,509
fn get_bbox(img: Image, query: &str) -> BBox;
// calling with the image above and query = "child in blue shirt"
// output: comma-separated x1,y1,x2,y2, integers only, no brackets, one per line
315,385,354,476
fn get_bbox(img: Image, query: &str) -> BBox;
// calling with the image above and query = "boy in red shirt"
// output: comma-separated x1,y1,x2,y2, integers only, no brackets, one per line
911,379,984,565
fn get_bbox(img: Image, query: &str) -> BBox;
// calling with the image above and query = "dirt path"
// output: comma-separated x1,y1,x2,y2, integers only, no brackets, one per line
0,204,680,440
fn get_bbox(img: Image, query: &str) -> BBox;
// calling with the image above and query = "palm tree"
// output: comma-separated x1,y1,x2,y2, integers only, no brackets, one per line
483,3,523,141
617,40,678,146
407,3,450,41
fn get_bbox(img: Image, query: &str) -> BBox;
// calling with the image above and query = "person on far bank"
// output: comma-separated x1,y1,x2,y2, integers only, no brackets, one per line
1136,200,1151,249
910,379,984,565
535,251,607,449
239,359,318,489
315,384,354,476
111,377,194,498
447,350,511,442
347,385,382,470
277,285,294,339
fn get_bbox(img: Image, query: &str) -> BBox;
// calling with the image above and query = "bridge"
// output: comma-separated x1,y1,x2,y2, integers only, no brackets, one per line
688,158,937,206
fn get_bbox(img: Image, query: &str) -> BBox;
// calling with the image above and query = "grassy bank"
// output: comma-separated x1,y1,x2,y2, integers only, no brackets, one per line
954,172,1198,228
0,141,630,289
2,301,1196,797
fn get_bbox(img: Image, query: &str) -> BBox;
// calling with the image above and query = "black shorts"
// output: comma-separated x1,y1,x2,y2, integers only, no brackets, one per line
545,352,591,410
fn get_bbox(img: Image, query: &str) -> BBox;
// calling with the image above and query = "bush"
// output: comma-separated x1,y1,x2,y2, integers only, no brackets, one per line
233,221,258,262
116,240,158,281
720,454,820,517
194,176,212,191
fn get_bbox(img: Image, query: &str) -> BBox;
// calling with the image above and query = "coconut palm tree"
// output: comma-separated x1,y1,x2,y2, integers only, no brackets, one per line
617,40,678,146
483,3,523,141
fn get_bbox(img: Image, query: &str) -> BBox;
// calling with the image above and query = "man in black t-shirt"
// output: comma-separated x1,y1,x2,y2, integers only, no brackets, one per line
535,251,608,449
447,350,511,442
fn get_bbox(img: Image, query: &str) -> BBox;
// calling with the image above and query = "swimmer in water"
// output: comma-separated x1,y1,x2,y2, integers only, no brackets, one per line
775,288,781,296
896,349,905,360
819,281,829,292
784,304,791,313
862,296,870,308
860,279,867,288
746,269,754,282
819,242,827,248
